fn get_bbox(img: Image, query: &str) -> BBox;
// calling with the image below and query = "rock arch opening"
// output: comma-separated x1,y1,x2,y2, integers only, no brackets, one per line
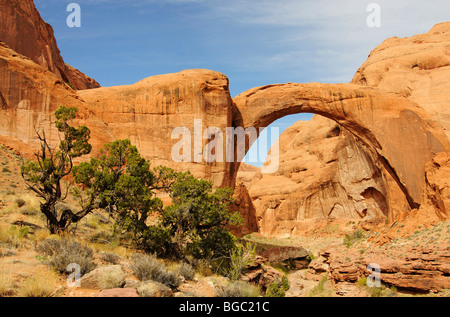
230,82,449,236
234,113,390,237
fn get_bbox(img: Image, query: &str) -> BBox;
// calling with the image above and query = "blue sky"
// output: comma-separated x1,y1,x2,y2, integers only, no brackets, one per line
34,0,450,166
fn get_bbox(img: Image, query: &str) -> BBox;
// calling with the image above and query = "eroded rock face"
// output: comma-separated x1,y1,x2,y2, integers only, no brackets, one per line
0,42,112,158
232,82,449,209
229,183,259,237
422,151,450,220
352,22,450,140
238,116,392,237
309,244,450,293
234,23,450,237
78,69,234,188
0,0,100,90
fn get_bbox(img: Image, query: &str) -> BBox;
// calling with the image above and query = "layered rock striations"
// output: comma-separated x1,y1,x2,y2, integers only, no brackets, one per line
77,69,234,188
0,0,100,90
237,116,392,237
0,42,111,158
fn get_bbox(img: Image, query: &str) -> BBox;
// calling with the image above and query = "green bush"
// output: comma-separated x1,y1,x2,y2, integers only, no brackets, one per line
343,230,365,248
307,275,333,297
0,225,29,248
265,274,290,297
225,242,256,281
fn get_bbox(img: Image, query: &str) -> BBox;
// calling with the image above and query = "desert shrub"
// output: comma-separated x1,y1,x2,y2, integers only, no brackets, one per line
98,269,126,289
37,238,96,275
19,206,40,216
265,274,290,297
357,277,367,287
176,262,196,281
343,230,365,248
89,230,116,245
216,280,261,297
224,242,256,281
0,225,29,248
191,258,213,277
369,284,397,297
307,274,333,297
131,253,182,289
100,252,121,264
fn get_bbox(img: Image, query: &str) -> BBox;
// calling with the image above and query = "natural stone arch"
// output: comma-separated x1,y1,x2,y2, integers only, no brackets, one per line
231,82,450,208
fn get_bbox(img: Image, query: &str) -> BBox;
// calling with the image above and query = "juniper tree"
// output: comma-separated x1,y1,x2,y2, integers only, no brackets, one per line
21,106,92,234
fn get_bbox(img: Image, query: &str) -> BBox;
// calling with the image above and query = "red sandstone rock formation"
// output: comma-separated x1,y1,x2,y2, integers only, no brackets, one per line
352,22,450,139
238,116,393,237
0,41,110,158
236,23,450,237
0,0,100,90
77,69,234,188
309,243,450,293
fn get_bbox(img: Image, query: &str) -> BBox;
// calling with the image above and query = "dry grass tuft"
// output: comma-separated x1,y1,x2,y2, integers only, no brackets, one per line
18,269,60,297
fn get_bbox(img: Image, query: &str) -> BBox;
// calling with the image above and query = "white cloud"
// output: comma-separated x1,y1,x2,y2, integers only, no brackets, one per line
186,0,450,82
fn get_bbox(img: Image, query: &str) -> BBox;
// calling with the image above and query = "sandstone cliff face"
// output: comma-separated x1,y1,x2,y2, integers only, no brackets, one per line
237,116,393,237
352,22,450,140
0,40,233,188
0,0,100,90
229,183,259,237
78,69,234,188
235,23,450,237
0,42,111,158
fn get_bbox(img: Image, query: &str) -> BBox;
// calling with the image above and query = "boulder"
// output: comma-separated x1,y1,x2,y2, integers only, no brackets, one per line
80,265,125,289
137,281,174,297
241,255,283,290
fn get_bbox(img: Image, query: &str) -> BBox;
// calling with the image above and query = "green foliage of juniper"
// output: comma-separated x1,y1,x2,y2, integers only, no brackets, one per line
72,139,177,245
160,172,242,260
73,139,242,261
